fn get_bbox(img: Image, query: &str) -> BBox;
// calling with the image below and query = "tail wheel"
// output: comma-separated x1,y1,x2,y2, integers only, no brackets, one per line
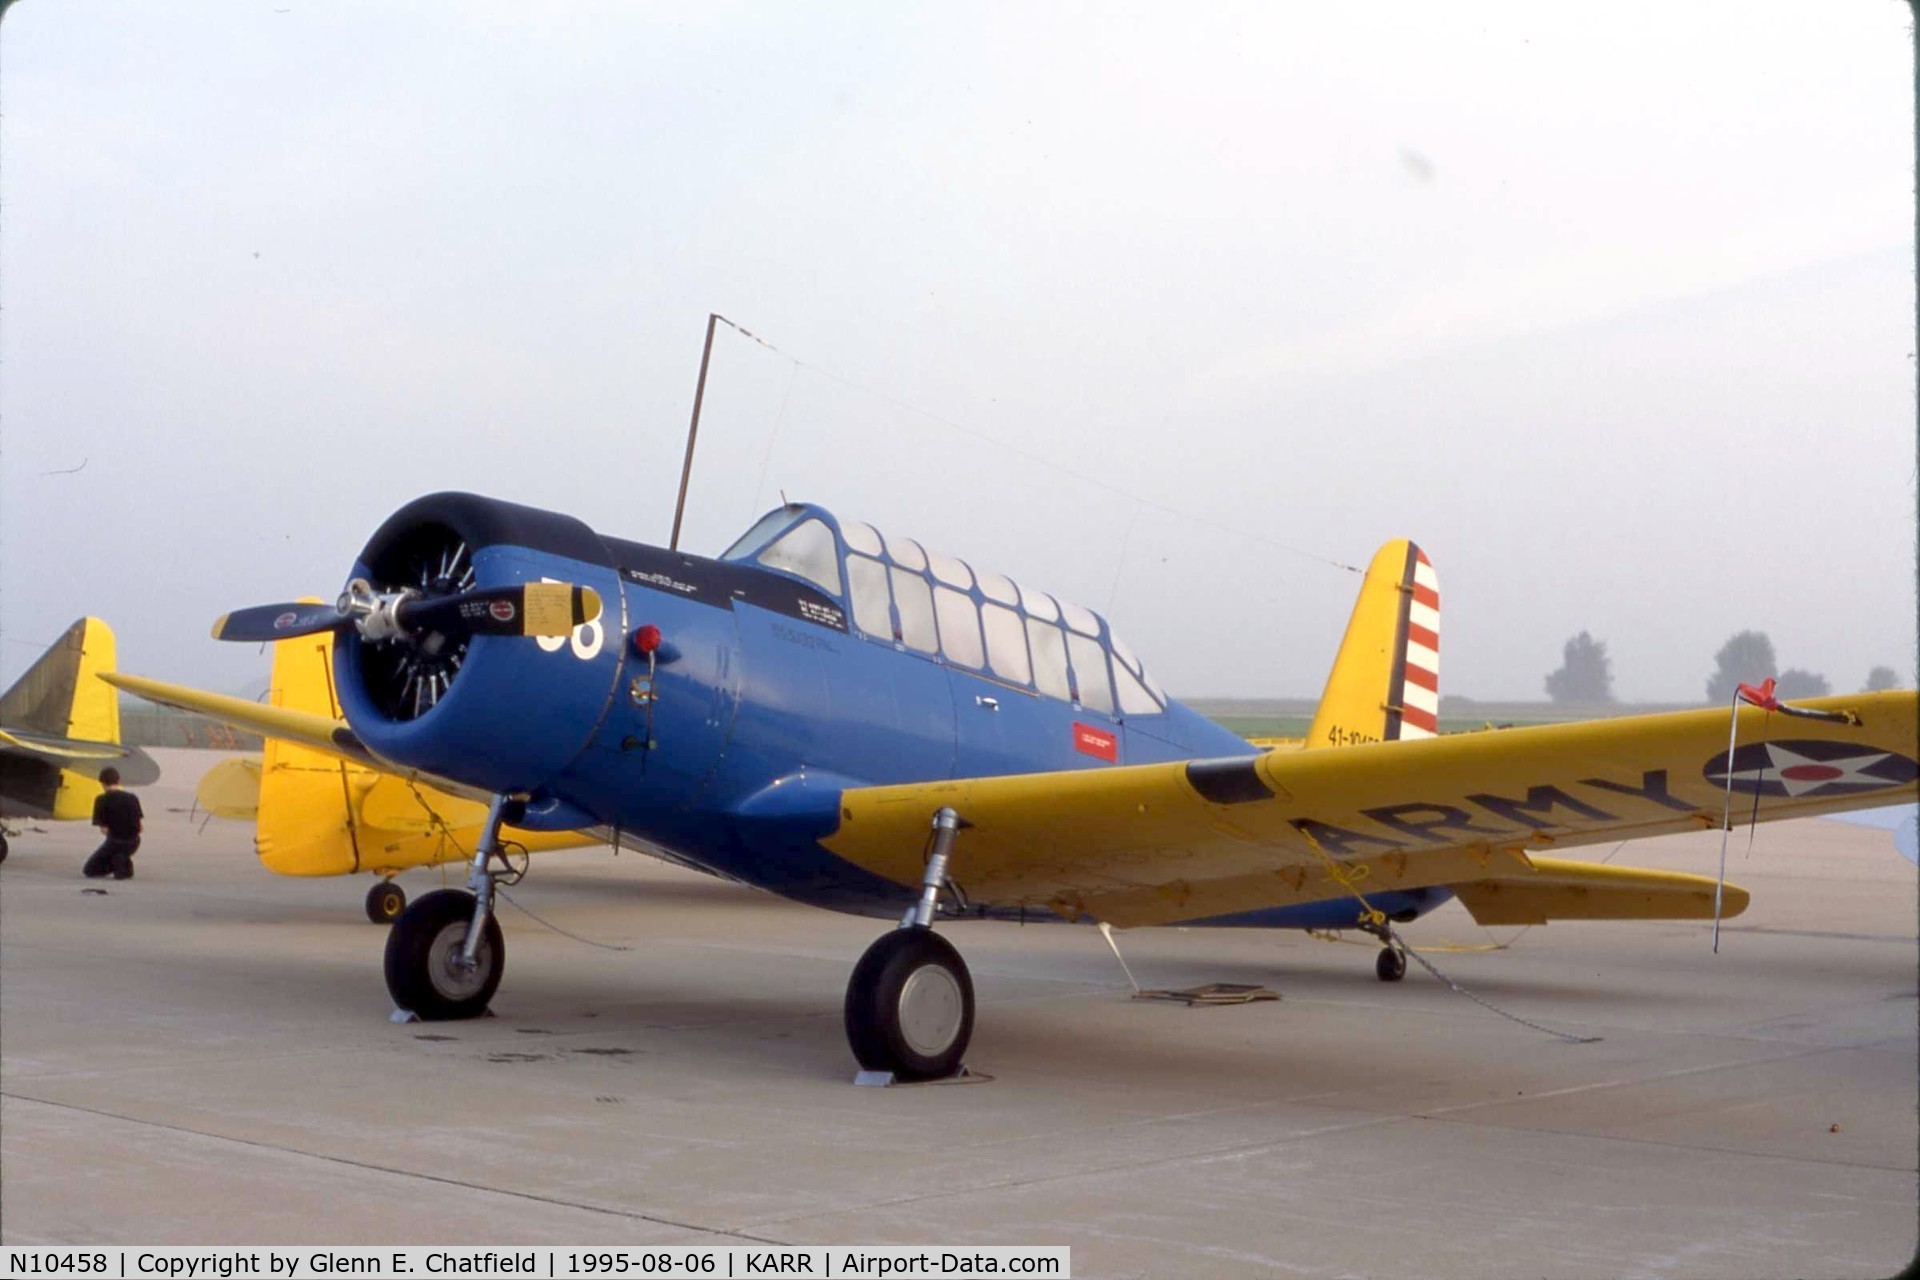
1376,946,1407,982
844,927,974,1081
365,880,407,924
385,889,503,1019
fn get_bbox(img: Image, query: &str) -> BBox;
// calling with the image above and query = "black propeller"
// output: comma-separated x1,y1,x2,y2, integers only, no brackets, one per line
212,582,603,643
381,581,602,639
211,601,343,642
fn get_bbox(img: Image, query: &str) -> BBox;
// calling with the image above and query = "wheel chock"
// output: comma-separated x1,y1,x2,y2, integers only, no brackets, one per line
851,1065,989,1088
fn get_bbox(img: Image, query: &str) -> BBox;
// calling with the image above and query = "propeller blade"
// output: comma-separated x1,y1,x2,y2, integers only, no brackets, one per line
396,582,602,638
212,601,346,642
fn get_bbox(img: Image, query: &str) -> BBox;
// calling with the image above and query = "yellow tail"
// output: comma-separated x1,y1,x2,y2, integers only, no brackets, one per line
248,626,374,875
212,616,595,877
1304,540,1440,749
0,618,156,819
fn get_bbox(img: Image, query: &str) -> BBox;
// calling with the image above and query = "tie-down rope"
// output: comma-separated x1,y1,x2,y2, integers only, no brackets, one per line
1713,679,1859,952
1292,824,1602,1044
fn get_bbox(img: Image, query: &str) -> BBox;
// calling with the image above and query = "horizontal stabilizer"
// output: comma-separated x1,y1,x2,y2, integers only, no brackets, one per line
0,727,131,762
1449,857,1748,926
196,757,263,820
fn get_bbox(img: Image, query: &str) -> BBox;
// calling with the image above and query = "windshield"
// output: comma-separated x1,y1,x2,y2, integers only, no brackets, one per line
720,507,804,561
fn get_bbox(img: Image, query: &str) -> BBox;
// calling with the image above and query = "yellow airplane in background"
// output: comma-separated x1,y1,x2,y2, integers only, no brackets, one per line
118,610,598,922
0,618,160,862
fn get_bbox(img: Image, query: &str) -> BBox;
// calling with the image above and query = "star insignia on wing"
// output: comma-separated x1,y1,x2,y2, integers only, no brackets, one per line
1705,741,1919,798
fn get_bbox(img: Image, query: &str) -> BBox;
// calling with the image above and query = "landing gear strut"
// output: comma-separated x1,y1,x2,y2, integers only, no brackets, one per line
1360,918,1407,982
384,794,519,1019
844,807,975,1081
365,879,406,924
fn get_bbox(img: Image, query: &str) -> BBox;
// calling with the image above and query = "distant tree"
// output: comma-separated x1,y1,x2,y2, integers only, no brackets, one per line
1864,665,1900,692
1545,631,1614,704
1706,630,1777,704
1775,668,1830,699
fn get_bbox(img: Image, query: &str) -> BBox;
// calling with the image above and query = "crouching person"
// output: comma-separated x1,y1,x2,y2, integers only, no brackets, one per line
82,766,143,880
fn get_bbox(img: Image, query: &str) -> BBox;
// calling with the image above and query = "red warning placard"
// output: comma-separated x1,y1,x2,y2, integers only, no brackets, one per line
1074,721,1118,762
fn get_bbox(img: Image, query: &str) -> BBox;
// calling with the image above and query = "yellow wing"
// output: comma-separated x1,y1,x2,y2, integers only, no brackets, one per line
102,670,382,771
823,692,1917,928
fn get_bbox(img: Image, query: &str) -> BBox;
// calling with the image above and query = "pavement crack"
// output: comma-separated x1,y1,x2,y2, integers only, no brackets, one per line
737,1111,1412,1230
1,1092,788,1245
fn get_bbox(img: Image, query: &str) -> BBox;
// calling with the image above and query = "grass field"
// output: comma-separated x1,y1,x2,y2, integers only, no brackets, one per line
1194,699,1706,743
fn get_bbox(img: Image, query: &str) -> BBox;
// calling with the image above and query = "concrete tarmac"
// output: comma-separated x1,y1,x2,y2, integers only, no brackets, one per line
3,750,1915,1278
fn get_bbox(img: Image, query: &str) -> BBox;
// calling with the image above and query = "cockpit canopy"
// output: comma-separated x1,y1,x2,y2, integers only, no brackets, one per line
721,504,1167,715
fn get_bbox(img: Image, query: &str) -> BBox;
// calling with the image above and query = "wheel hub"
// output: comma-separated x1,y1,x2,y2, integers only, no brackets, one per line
897,965,964,1056
427,921,492,999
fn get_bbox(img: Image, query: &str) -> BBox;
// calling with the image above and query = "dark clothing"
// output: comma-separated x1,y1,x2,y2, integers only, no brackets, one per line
92,789,143,840
83,837,138,880
85,788,142,879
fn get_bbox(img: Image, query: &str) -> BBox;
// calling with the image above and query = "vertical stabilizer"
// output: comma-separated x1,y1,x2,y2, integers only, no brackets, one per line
69,618,123,745
0,619,154,819
1304,541,1440,749
253,621,366,876
0,618,116,739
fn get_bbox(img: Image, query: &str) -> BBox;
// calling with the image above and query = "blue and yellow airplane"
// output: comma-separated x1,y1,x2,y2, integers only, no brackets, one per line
0,618,159,862
112,495,1918,1079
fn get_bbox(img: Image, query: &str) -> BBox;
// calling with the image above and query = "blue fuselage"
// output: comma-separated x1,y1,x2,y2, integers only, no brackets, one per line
331,495,1450,929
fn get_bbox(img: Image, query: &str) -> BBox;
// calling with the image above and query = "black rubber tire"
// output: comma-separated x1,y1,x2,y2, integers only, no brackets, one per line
365,881,407,924
1376,946,1407,982
0,831,9,864
844,927,974,1080
384,889,504,1020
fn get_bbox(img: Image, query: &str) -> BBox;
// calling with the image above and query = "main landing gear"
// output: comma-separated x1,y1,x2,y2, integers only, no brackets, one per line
384,795,519,1020
1360,917,1407,982
365,879,406,924
844,808,976,1081
1375,946,1407,982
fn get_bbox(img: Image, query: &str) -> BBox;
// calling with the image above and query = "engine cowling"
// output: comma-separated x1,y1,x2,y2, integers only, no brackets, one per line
331,492,628,797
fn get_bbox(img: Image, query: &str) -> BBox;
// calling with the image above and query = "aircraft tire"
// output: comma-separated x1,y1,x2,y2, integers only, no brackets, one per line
1375,946,1407,982
385,889,504,1020
366,880,407,924
0,831,9,863
844,927,974,1081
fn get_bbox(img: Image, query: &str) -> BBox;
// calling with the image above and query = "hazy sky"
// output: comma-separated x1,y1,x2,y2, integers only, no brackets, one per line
2,1,1913,704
